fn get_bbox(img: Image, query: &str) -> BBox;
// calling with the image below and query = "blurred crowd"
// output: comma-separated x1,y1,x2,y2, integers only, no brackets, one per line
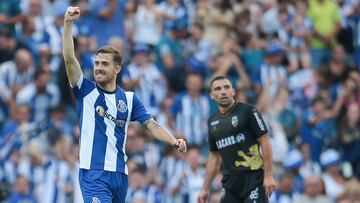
0,0,360,202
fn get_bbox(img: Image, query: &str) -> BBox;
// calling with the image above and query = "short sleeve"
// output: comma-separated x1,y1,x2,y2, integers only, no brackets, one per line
248,106,268,140
207,120,218,151
72,75,96,100
131,94,151,122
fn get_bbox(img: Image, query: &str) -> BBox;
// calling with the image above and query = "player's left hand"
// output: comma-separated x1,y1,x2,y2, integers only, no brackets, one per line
263,175,276,198
173,138,187,153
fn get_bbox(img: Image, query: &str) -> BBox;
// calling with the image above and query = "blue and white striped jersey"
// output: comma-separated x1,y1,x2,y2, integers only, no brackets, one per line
72,76,151,174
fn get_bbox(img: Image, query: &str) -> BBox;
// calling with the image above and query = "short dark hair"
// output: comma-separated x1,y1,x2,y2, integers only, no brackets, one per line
34,68,50,80
209,75,228,88
96,46,123,66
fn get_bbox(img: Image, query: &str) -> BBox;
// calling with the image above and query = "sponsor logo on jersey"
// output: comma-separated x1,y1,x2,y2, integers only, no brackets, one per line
216,133,246,149
231,116,238,127
117,100,127,113
96,106,126,127
210,120,219,130
253,110,265,131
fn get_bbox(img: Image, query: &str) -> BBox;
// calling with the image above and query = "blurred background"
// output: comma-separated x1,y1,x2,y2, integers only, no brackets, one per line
0,0,359,202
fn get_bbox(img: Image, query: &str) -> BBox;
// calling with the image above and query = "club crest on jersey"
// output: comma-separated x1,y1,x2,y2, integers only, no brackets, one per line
92,197,101,203
231,116,238,127
117,100,127,113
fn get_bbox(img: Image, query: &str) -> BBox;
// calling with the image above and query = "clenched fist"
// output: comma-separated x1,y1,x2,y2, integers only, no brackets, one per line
64,6,80,21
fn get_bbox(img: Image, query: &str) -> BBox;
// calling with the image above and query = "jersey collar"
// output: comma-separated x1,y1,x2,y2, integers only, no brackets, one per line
218,102,237,117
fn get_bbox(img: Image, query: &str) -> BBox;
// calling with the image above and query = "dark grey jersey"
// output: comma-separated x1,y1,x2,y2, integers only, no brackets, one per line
207,102,268,175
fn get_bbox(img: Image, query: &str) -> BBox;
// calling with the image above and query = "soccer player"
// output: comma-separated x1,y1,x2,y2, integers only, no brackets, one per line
198,76,276,203
62,6,187,203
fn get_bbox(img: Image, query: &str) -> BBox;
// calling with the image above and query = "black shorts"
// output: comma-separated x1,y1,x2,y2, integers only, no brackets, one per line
220,170,268,203
220,184,268,203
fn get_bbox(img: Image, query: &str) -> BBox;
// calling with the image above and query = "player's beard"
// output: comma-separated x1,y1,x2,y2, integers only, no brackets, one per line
94,70,114,85
217,95,236,108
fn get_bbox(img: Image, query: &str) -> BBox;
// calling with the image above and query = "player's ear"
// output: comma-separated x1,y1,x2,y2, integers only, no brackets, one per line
115,65,121,74
230,87,235,97
210,90,215,99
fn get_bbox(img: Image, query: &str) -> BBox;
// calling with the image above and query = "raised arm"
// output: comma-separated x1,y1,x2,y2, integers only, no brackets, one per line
143,118,187,153
62,6,83,87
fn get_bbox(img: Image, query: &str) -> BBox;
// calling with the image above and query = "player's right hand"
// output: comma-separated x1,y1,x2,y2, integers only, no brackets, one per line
197,190,209,203
64,6,80,21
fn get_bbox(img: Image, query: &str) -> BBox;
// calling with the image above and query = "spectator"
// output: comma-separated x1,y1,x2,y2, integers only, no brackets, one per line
48,105,73,136
299,143,322,178
293,175,332,203
169,73,210,147
127,167,147,203
256,75,289,165
23,0,56,63
155,23,186,93
253,41,287,96
17,15,51,66
88,0,127,47
260,0,282,36
283,149,305,193
24,0,53,47
40,131,73,203
46,1,74,72
307,0,341,69
17,140,47,201
16,68,60,123
126,123,160,172
122,43,167,116
197,0,234,54
158,146,186,203
169,147,205,203
206,34,250,90
343,68,360,107
320,149,345,200
133,0,162,48
0,30,30,65
287,0,312,71
0,49,35,109
127,166,162,203
158,0,188,34
239,33,264,76
338,102,360,179
0,104,36,164
6,176,36,203
0,0,24,36
301,97,337,161
183,22,212,75
269,172,298,203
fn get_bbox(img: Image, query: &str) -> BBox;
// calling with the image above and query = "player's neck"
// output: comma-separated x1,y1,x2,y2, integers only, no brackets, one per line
97,82,117,93
218,100,236,115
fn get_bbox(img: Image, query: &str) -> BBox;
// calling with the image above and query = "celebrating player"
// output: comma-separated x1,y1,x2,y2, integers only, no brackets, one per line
62,6,186,203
